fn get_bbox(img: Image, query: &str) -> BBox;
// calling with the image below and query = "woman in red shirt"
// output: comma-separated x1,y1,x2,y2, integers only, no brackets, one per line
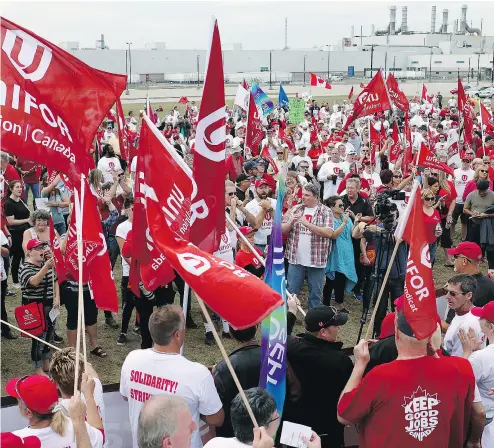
422,188,442,266
308,141,323,177
235,227,264,278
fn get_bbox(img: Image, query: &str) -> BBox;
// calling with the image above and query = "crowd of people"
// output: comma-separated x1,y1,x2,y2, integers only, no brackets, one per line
1,86,494,447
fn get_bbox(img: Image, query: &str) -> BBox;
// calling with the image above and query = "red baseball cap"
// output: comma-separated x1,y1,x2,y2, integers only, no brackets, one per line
1,433,41,448
379,312,396,339
471,302,494,323
6,376,59,414
447,242,482,261
26,239,47,251
254,179,269,189
238,226,256,236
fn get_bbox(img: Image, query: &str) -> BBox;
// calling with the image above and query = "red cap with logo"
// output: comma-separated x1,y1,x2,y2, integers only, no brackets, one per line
471,302,494,323
26,239,47,251
6,375,59,414
254,179,269,189
238,226,256,236
447,242,482,261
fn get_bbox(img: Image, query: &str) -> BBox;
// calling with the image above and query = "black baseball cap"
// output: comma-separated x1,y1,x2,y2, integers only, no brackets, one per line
304,306,348,332
236,173,252,184
396,312,415,338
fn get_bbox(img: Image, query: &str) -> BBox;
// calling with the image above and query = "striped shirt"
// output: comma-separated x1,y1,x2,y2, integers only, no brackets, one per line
19,261,57,305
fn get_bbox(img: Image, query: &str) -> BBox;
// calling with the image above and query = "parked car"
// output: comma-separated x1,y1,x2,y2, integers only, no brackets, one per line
450,85,471,94
478,86,494,98
465,86,482,96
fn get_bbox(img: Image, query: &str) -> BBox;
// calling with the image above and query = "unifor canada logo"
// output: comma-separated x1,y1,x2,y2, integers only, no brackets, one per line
2,28,52,82
403,386,440,441
194,107,226,162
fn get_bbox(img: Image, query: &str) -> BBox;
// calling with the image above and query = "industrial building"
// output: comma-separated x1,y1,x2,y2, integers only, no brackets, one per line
61,4,494,84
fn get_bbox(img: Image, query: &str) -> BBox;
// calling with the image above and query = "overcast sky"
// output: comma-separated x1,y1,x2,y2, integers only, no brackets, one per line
2,0,493,50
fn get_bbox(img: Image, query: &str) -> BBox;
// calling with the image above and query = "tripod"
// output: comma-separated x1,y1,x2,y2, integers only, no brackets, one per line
356,228,395,343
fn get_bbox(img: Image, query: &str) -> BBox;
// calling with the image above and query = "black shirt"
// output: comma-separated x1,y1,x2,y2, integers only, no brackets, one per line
235,187,254,202
472,272,494,307
342,194,374,219
4,197,30,233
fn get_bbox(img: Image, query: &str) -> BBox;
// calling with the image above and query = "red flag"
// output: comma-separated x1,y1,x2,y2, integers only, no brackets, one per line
106,109,116,122
416,142,454,176
245,92,264,156
402,113,413,175
348,86,354,100
64,179,104,283
242,79,249,90
260,145,279,174
310,73,331,89
480,102,494,133
132,118,178,293
178,96,189,104
87,243,119,313
344,70,391,130
190,19,226,253
281,134,296,153
386,73,409,112
359,82,367,89
389,122,401,164
49,218,67,284
395,183,437,340
457,76,467,113
0,17,126,182
421,84,432,103
115,99,128,161
146,198,283,329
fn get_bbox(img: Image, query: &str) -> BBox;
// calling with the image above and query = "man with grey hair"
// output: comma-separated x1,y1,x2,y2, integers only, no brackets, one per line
138,395,196,448
120,304,224,448
282,183,333,310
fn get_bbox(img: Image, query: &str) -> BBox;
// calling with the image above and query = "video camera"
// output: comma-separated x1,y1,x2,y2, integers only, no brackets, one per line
374,190,401,232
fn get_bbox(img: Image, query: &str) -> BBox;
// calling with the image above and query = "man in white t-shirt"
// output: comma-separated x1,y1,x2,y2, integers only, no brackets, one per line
116,198,134,346
453,158,475,241
120,305,224,448
443,274,486,357
49,348,107,447
245,179,277,253
317,148,349,200
97,144,122,184
291,146,312,173
360,159,382,190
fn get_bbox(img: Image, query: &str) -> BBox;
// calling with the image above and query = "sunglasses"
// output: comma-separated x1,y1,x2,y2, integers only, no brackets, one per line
227,192,235,196
276,152,284,155
446,289,466,297
430,173,438,177
334,203,344,208
393,175,402,178
364,162,371,166
480,170,488,173
299,166,309,169
424,197,435,201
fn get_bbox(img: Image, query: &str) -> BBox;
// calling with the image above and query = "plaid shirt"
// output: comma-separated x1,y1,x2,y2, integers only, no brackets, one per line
283,203,333,268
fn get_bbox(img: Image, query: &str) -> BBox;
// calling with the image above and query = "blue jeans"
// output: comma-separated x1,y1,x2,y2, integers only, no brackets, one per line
287,263,325,311
429,242,437,267
24,183,40,204
54,221,66,236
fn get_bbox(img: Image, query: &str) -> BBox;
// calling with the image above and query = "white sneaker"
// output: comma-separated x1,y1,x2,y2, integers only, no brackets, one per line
12,283,21,289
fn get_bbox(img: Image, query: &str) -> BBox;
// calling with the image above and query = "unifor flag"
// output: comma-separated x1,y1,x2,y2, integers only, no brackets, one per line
421,83,432,104
480,101,494,133
386,73,409,112
234,83,249,111
260,145,279,174
146,186,283,329
245,91,264,157
251,83,275,116
359,82,367,88
416,142,454,176
259,173,287,416
394,181,437,340
447,139,460,166
278,83,289,108
178,96,189,104
343,70,391,130
190,19,226,254
348,86,354,100
310,73,332,89
65,178,119,312
389,122,401,164
0,17,127,182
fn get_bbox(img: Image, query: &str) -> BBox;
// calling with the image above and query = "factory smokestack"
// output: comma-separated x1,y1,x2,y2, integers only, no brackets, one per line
390,6,396,35
431,6,436,33
460,4,467,34
441,9,448,33
401,6,408,33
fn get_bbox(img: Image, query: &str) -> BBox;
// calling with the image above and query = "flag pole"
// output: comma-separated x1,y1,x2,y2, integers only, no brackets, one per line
195,295,259,428
480,102,486,157
0,320,61,351
180,283,190,355
225,213,305,316
363,238,402,339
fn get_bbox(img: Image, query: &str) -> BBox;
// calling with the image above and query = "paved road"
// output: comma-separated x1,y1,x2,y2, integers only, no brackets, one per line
120,81,492,104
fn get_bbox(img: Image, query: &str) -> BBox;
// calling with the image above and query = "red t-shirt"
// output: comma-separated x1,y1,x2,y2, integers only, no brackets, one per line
235,248,264,277
438,181,457,218
225,155,245,182
423,209,440,244
308,147,323,170
16,158,40,184
338,356,475,448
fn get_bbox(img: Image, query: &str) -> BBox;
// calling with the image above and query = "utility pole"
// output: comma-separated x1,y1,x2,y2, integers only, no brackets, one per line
370,45,375,78
468,57,471,83
125,48,129,95
269,50,272,90
327,45,331,79
360,25,363,47
303,54,307,86
126,42,132,88
491,47,494,83
429,47,432,82
384,52,388,74
197,54,200,88
477,52,481,84
393,56,396,72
